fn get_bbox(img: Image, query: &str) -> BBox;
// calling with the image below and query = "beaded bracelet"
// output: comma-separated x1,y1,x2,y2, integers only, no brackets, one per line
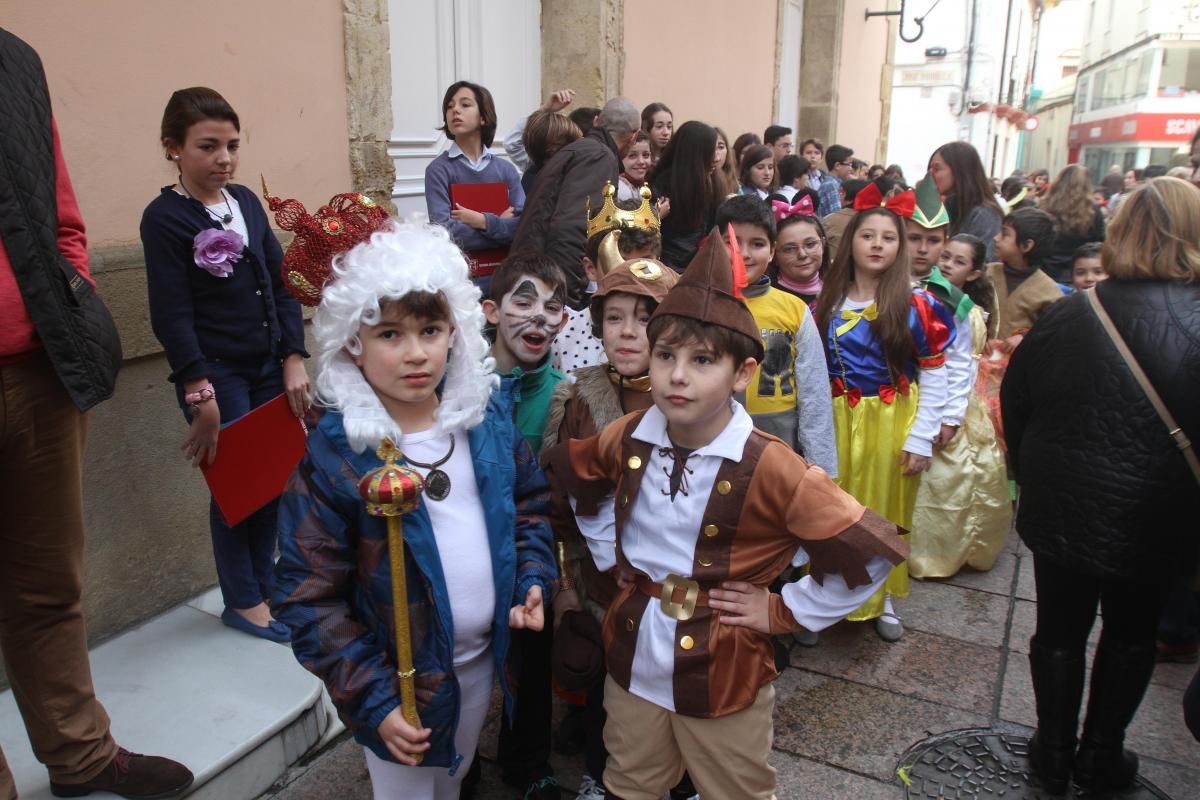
184,384,216,405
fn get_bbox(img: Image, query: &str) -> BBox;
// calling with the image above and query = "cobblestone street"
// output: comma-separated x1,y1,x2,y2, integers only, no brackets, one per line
259,531,1199,799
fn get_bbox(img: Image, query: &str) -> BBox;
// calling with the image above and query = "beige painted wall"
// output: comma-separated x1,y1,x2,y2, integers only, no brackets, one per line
623,0,779,141
3,1,352,246
0,6,344,651
834,0,891,163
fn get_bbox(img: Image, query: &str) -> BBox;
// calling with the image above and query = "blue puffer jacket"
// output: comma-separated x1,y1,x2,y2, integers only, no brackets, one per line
272,397,557,771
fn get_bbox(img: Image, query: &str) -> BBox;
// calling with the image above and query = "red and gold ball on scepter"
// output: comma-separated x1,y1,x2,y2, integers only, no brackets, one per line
358,439,424,517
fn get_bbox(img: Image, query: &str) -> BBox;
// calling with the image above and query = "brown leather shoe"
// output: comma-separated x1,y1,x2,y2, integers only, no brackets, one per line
49,748,194,799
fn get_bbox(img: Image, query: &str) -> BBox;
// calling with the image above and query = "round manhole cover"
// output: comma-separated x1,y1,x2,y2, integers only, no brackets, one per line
896,727,1173,799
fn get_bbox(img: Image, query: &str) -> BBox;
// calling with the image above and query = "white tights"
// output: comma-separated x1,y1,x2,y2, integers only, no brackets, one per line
364,651,494,800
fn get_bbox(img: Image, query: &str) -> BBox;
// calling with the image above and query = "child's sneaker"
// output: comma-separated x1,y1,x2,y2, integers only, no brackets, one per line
576,774,606,800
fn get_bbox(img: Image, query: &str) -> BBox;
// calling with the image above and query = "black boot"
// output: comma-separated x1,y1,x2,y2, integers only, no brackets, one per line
1027,638,1086,794
1073,637,1157,793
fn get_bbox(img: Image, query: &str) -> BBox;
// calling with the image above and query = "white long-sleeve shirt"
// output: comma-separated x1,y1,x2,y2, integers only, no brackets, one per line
571,402,891,711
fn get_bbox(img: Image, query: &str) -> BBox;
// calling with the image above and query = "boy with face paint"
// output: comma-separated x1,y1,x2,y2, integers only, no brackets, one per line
483,254,570,455
481,252,569,798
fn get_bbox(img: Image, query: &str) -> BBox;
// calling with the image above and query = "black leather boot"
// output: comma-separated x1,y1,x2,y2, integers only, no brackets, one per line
1027,638,1086,794
1073,637,1157,793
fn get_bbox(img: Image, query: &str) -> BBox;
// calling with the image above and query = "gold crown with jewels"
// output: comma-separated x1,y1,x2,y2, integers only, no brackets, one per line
586,181,660,241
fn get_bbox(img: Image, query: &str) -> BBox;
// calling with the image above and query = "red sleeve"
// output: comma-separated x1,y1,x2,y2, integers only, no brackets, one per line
52,118,92,285
910,288,955,368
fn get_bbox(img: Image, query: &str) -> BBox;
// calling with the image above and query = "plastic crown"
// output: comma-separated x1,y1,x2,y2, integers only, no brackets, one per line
586,181,660,241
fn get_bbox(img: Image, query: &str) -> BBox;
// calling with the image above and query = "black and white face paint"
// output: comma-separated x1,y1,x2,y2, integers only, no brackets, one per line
496,276,566,368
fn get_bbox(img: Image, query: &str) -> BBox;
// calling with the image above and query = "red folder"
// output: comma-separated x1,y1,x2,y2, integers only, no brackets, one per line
451,182,510,277
200,393,307,526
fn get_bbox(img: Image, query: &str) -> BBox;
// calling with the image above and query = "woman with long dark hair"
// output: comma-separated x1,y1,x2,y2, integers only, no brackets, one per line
1002,177,1200,795
738,144,776,199
712,126,739,198
648,120,720,269
641,101,673,162
928,141,1005,261
1039,164,1105,283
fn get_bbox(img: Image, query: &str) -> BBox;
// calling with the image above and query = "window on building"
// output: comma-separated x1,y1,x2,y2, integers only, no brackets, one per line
1148,146,1182,167
1137,49,1154,101
1159,46,1200,97
1076,74,1091,110
1091,70,1106,111
1121,56,1140,104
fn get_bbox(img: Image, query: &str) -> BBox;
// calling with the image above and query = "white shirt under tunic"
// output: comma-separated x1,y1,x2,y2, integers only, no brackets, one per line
572,401,891,712
397,428,495,666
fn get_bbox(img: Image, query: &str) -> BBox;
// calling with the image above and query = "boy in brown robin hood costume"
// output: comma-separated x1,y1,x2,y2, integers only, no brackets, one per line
541,232,678,796
546,230,909,799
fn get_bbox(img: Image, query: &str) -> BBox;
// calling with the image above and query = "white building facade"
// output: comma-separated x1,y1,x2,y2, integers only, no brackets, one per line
885,0,1042,181
1068,0,1200,179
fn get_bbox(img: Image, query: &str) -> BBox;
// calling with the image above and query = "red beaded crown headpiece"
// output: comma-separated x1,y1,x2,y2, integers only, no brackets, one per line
261,177,389,306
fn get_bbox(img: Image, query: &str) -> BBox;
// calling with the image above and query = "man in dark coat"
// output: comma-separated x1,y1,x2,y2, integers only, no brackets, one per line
0,28,193,799
509,96,640,309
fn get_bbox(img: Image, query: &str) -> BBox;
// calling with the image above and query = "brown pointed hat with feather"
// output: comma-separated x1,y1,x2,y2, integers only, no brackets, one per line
648,226,764,361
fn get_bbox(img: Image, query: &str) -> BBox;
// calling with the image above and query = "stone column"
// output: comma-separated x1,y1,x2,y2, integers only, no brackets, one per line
343,0,397,212
796,0,844,146
540,0,624,108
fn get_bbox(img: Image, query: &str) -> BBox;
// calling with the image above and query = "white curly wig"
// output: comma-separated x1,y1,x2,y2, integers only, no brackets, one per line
313,220,497,452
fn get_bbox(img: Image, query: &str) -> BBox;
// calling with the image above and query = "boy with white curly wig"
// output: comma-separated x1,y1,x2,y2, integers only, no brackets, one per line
272,221,557,800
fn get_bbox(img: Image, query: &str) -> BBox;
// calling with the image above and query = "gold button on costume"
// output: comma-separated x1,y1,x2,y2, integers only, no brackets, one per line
626,618,635,632
716,480,732,495
680,635,694,650
698,557,713,567
627,456,642,470
703,524,719,537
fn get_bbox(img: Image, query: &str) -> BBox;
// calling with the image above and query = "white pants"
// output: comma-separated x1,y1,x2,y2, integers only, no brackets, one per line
364,651,494,800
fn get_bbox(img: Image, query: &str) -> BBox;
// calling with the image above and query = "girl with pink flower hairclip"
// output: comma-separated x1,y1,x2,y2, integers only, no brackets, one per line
140,86,309,644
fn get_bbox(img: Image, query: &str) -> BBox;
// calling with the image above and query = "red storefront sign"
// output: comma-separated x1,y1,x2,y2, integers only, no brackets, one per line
1068,113,1200,145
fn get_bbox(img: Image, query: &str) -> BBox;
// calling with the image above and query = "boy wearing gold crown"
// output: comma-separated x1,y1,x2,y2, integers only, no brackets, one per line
554,182,664,375
270,214,556,800
547,231,908,799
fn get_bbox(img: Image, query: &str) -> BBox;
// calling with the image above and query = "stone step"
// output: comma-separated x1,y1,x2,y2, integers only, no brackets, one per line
0,589,343,799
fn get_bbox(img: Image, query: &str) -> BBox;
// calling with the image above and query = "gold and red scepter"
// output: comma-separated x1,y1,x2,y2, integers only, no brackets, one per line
357,438,425,763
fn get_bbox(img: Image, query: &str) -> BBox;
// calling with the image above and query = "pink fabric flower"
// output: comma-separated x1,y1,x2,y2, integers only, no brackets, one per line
193,229,244,278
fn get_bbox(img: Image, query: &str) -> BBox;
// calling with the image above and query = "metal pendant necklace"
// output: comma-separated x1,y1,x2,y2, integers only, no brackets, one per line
178,177,234,225
402,434,455,501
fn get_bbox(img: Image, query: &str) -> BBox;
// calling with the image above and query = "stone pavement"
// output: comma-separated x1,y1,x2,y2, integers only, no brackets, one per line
259,531,1200,799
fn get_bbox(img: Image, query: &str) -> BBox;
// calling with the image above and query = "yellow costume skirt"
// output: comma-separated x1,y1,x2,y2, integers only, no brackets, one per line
832,389,918,621
909,392,1012,578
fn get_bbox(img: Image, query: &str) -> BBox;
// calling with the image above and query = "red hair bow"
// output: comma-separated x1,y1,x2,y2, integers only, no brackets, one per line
852,184,917,218
771,195,814,221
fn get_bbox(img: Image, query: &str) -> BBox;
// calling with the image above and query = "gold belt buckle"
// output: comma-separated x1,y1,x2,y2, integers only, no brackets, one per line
660,573,700,621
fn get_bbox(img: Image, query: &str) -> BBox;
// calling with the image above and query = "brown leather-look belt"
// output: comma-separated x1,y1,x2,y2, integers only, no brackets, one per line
636,573,709,621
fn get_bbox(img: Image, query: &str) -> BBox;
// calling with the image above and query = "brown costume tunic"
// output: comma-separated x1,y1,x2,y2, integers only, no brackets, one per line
542,364,653,617
548,408,909,718
988,262,1065,338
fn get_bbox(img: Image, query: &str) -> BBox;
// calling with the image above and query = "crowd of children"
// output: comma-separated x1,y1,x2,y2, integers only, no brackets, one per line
137,81,1200,800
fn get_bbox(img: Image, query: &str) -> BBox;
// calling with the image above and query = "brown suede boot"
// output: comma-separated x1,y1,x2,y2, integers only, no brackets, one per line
49,748,193,799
